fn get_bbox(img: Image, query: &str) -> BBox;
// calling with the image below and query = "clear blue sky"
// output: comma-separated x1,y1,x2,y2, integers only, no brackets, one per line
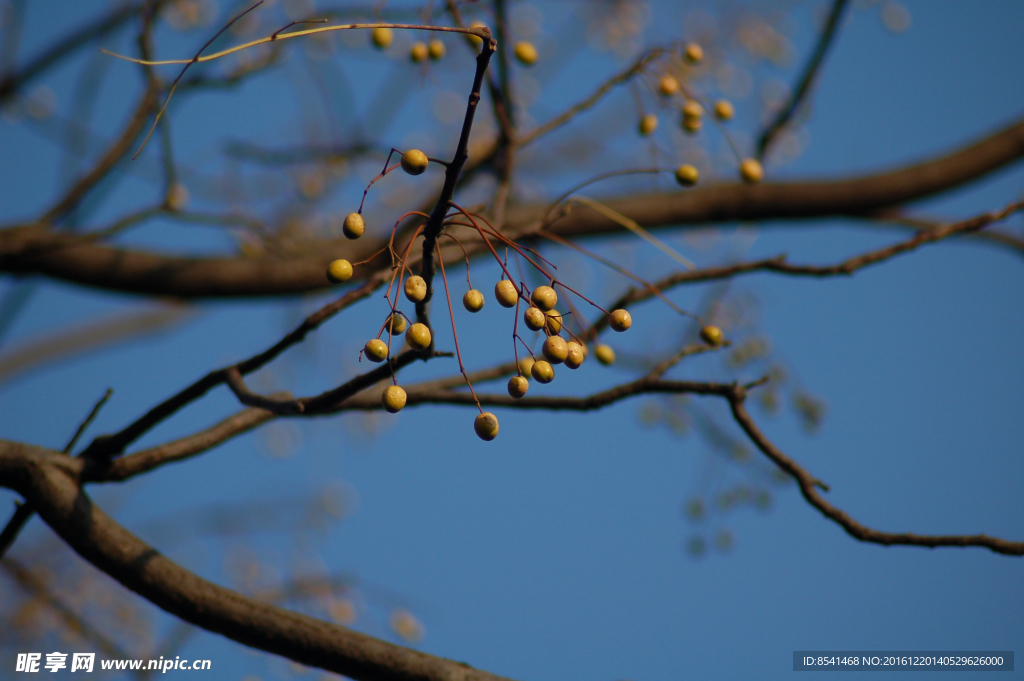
1,1,1022,680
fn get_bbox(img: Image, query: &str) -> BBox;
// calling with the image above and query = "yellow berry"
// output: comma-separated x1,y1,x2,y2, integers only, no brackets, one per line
700,325,724,346
406,322,432,351
463,289,484,312
518,356,535,378
609,309,632,332
684,43,704,64
638,114,658,136
381,385,407,413
524,306,546,331
495,279,519,307
385,313,407,335
514,41,538,65
401,149,429,176
343,212,365,239
410,42,428,63
658,74,679,96
682,100,703,118
531,285,557,311
371,27,393,49
714,100,734,121
507,376,528,399
326,259,353,283
166,182,189,211
544,309,563,335
466,21,488,48
675,164,699,187
474,412,499,441
364,339,388,362
542,336,568,364
405,275,427,303
389,609,423,641
594,344,615,366
740,158,763,184
565,341,585,369
681,116,702,134
531,359,555,383
428,39,445,60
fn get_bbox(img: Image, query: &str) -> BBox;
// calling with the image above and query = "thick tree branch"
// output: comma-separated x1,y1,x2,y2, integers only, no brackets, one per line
3,114,1022,297
0,442,518,681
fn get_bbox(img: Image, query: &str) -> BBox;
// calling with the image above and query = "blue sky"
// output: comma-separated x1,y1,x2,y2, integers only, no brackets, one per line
1,1,1022,680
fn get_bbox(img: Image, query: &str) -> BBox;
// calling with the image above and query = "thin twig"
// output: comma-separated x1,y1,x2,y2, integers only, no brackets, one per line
756,0,851,160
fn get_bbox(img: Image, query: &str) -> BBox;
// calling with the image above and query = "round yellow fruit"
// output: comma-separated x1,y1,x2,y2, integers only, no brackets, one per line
682,116,702,134
371,27,393,49
381,385,407,413
474,412,499,441
463,289,484,313
531,359,555,384
609,309,632,332
675,164,699,187
327,259,353,283
531,285,557,311
495,279,519,307
410,42,428,63
401,149,429,176
714,100,734,121
544,309,563,335
524,306,546,331
364,338,388,362
406,322,432,351
542,336,568,364
595,344,616,366
682,100,703,118
518,356,535,378
658,74,679,96
428,39,445,60
386,313,407,335
700,325,724,346
639,114,658,136
343,212,365,240
740,158,763,184
684,42,703,64
565,341,585,369
514,41,537,65
507,375,528,399
405,275,427,303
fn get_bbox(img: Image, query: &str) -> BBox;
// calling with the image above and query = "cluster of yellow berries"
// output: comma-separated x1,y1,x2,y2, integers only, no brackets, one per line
369,26,447,63
371,21,538,67
496,283,629,397
639,42,765,187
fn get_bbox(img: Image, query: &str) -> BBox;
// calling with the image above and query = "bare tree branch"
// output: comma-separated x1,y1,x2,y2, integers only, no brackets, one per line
0,441,519,681
85,405,276,483
0,2,137,103
756,0,851,160
598,199,1024,317
4,115,1023,297
723,392,1024,556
